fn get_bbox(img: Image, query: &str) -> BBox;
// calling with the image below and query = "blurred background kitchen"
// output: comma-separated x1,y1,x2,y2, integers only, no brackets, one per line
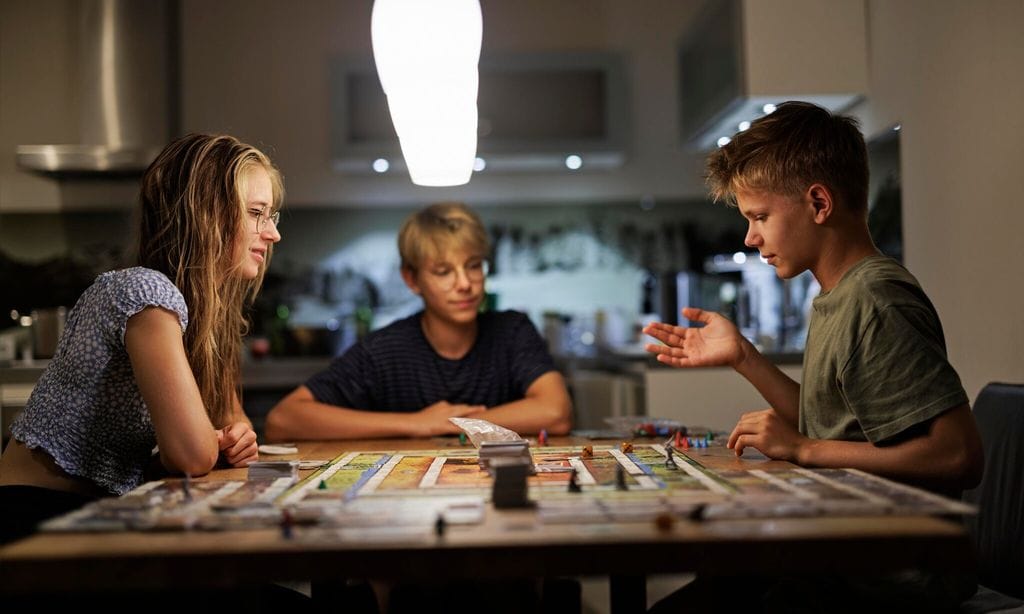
2,0,1021,446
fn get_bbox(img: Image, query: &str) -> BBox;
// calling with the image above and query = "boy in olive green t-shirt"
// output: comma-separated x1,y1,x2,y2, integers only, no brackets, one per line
644,101,982,494
643,101,984,611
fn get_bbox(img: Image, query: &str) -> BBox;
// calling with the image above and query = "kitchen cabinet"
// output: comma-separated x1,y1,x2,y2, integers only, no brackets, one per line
646,363,802,432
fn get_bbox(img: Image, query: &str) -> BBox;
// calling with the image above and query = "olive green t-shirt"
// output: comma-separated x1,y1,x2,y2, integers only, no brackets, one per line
799,255,968,443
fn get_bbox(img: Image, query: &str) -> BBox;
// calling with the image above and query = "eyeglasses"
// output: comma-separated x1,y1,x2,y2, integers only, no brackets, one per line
426,259,489,291
249,207,280,232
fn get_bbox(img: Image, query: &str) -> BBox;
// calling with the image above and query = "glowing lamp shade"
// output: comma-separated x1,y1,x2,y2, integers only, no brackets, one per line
371,0,482,187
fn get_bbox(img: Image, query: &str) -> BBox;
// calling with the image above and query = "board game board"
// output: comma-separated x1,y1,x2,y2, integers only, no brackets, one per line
41,444,974,534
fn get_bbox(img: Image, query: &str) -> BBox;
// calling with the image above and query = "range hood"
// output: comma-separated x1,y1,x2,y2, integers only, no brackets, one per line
16,0,176,175
679,0,867,151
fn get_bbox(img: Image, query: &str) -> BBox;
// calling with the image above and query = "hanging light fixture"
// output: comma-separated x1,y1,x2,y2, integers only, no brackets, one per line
371,0,482,187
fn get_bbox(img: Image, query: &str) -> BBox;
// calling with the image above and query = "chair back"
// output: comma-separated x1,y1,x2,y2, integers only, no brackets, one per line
963,383,1024,599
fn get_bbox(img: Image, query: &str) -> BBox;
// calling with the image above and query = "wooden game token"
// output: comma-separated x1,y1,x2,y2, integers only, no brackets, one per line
620,442,633,454
581,445,593,458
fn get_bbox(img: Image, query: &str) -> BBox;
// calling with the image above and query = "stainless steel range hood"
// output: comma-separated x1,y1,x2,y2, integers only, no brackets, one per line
16,0,176,176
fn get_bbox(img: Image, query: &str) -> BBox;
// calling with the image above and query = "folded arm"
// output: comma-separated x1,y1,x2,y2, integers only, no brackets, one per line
126,307,219,476
475,371,573,435
264,386,486,441
730,403,984,492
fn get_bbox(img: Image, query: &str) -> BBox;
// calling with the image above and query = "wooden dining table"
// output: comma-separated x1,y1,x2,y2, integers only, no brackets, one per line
0,437,974,613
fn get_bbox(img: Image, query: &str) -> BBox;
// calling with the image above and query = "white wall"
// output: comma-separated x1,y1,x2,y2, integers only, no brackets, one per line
851,0,1024,402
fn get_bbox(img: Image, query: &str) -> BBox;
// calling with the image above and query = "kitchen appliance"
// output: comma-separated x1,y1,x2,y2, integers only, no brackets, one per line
16,0,176,175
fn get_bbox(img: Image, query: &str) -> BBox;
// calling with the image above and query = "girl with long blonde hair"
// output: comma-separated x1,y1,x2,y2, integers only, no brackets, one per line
0,133,284,545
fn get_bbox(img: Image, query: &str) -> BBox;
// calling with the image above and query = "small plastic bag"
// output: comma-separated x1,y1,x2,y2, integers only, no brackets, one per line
449,416,523,448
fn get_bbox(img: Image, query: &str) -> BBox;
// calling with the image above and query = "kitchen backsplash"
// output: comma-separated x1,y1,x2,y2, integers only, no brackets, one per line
0,199,748,356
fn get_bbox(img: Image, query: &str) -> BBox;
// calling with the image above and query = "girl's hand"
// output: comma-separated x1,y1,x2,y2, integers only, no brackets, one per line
217,422,259,467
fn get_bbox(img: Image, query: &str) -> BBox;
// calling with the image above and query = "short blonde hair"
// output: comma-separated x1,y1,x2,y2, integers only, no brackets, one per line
398,202,490,270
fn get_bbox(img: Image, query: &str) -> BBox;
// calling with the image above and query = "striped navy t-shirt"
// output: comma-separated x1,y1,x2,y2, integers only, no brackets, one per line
305,310,555,412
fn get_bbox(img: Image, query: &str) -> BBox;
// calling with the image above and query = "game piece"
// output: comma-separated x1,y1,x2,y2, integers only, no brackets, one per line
538,429,548,446
435,513,447,537
664,445,678,470
673,429,684,449
654,512,675,532
182,473,192,502
567,468,582,493
615,464,627,491
248,460,300,482
491,458,534,508
318,479,328,490
707,430,715,441
479,439,532,471
280,509,294,539
581,445,593,458
620,442,633,454
459,432,467,446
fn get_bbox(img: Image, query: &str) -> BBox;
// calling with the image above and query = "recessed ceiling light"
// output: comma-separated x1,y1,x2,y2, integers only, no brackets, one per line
565,154,583,170
762,103,777,114
372,158,390,173
738,120,751,132
473,157,486,171
717,136,732,147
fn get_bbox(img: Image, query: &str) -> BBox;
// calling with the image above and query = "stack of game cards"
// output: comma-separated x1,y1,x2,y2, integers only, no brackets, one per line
247,460,300,482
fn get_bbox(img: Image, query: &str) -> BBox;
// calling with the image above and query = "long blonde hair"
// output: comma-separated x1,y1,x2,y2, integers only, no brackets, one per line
135,134,284,426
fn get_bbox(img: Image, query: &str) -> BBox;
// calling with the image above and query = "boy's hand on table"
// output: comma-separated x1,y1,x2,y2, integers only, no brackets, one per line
727,408,807,462
643,307,750,368
217,422,259,467
413,401,487,437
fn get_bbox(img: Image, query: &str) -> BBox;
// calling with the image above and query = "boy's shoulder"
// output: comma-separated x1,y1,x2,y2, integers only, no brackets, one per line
827,255,930,312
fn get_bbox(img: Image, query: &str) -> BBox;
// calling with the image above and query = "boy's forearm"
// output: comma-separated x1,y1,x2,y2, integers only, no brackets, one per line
265,399,414,441
482,398,572,435
734,343,801,422
795,405,983,491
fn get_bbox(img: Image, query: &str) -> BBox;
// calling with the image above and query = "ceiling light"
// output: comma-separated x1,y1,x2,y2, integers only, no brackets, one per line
717,136,731,147
371,0,482,186
762,103,777,114
565,154,582,170
372,158,390,173
738,120,751,131
473,157,486,172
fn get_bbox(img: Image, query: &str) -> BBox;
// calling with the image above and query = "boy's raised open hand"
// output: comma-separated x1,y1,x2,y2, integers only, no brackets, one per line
643,307,748,368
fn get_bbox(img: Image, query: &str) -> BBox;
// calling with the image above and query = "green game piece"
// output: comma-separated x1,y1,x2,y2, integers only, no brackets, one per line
707,430,715,441
459,432,467,445
318,479,328,490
